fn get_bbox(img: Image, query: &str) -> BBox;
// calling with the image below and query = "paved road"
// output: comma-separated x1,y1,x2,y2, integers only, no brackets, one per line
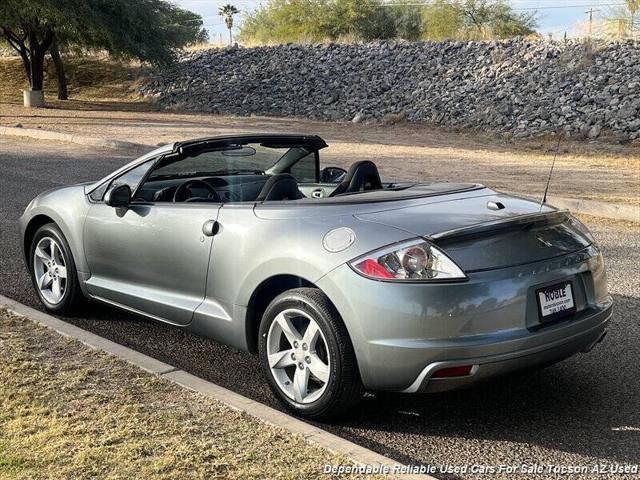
1,137,639,478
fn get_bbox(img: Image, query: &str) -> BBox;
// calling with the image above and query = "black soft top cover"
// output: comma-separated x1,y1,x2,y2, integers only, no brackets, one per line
174,134,328,156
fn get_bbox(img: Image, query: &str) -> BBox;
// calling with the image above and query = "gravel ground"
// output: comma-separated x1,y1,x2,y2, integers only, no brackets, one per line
1,137,639,479
1,103,639,206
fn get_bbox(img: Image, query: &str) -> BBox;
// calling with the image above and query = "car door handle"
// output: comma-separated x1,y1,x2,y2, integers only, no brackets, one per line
202,220,220,237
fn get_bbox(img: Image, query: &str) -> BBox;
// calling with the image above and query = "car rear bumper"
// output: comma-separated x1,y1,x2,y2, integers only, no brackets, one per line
316,245,612,392
403,309,610,393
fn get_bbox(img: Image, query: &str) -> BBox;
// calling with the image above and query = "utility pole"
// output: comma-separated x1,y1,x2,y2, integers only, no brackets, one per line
585,8,600,37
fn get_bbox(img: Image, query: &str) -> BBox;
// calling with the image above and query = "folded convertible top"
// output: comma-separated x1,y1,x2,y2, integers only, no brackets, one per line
174,134,328,156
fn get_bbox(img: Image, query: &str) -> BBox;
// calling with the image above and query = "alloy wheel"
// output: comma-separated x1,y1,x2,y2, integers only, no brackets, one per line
33,236,67,305
266,308,331,404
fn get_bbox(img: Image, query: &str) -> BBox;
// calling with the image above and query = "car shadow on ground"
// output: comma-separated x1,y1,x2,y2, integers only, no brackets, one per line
326,293,639,467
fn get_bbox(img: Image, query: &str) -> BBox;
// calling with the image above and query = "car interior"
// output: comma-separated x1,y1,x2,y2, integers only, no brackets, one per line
132,161,384,203
123,142,389,204
92,137,478,206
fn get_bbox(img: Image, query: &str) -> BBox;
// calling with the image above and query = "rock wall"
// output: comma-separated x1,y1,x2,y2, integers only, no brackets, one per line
141,39,640,140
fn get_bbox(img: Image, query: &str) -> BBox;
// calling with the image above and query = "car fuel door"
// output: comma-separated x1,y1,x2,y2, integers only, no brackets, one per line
83,202,221,325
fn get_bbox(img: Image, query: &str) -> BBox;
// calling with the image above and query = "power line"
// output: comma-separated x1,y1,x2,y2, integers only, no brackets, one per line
375,2,626,9
176,0,628,13
180,0,625,5
512,3,624,10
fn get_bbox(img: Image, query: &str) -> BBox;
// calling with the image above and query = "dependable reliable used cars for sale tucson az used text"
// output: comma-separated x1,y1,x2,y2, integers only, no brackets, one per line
20,134,612,419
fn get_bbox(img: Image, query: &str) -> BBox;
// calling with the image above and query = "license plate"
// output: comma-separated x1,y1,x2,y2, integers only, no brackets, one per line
536,281,576,322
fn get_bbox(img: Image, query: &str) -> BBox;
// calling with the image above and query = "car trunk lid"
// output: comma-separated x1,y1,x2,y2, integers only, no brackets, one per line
355,195,592,272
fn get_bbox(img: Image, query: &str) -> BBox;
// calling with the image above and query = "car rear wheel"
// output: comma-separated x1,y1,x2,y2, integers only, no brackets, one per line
258,288,363,420
30,224,84,315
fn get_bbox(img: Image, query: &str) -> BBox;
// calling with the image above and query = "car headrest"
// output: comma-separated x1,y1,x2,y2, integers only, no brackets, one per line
256,173,304,202
329,160,383,197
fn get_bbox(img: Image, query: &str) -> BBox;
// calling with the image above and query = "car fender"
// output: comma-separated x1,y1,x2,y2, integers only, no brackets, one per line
20,185,91,274
226,213,413,308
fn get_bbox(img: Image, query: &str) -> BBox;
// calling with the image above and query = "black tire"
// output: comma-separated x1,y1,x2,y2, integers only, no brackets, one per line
258,287,364,420
29,223,84,315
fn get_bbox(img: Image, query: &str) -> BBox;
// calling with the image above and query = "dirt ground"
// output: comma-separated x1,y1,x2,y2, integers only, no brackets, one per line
1,98,639,206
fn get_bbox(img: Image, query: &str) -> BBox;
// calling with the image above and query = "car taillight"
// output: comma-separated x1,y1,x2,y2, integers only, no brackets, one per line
350,239,466,282
358,259,394,279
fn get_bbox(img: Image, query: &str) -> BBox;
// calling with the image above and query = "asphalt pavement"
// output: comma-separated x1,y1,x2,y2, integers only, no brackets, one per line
1,136,638,479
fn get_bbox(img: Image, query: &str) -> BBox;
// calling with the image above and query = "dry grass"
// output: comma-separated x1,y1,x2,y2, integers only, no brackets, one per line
0,309,379,480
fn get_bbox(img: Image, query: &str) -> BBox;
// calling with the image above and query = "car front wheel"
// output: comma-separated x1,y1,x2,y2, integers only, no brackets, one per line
29,223,84,315
258,288,363,420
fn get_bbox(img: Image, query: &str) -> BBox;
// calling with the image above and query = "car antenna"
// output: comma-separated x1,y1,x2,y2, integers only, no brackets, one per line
540,133,563,212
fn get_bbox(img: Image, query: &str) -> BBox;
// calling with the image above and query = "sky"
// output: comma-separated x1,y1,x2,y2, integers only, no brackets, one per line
174,0,631,43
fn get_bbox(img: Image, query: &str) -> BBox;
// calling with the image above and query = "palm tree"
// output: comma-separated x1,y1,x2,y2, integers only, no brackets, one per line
219,4,240,45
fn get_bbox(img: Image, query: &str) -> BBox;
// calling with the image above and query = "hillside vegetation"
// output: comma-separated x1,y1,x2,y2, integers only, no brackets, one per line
240,0,537,45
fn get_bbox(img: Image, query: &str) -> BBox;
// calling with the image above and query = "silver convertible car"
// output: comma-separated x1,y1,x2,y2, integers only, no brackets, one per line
20,134,612,419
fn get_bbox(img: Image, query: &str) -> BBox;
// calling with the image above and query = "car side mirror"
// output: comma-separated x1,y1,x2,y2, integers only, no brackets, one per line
320,167,347,183
104,184,131,208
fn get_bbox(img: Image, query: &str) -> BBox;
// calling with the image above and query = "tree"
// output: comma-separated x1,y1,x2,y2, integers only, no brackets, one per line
49,38,67,99
631,0,640,34
605,1,640,37
323,0,384,40
459,0,536,39
240,0,536,44
219,4,240,45
422,0,535,40
241,0,328,44
422,0,463,40
388,2,424,41
0,0,207,102
1,0,58,93
240,0,395,43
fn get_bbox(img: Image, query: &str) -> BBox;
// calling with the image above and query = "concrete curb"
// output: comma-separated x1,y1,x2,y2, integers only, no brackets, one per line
0,294,432,480
546,195,639,223
2,125,636,223
0,126,151,154
510,192,639,223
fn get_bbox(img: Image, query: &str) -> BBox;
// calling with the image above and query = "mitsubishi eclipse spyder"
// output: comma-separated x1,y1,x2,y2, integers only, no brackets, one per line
20,134,612,420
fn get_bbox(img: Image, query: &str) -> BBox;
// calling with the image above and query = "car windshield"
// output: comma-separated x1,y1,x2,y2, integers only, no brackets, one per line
148,143,312,179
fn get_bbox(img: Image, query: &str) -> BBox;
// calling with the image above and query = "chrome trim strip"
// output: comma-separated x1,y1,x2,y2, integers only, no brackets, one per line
89,294,188,327
402,363,479,393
